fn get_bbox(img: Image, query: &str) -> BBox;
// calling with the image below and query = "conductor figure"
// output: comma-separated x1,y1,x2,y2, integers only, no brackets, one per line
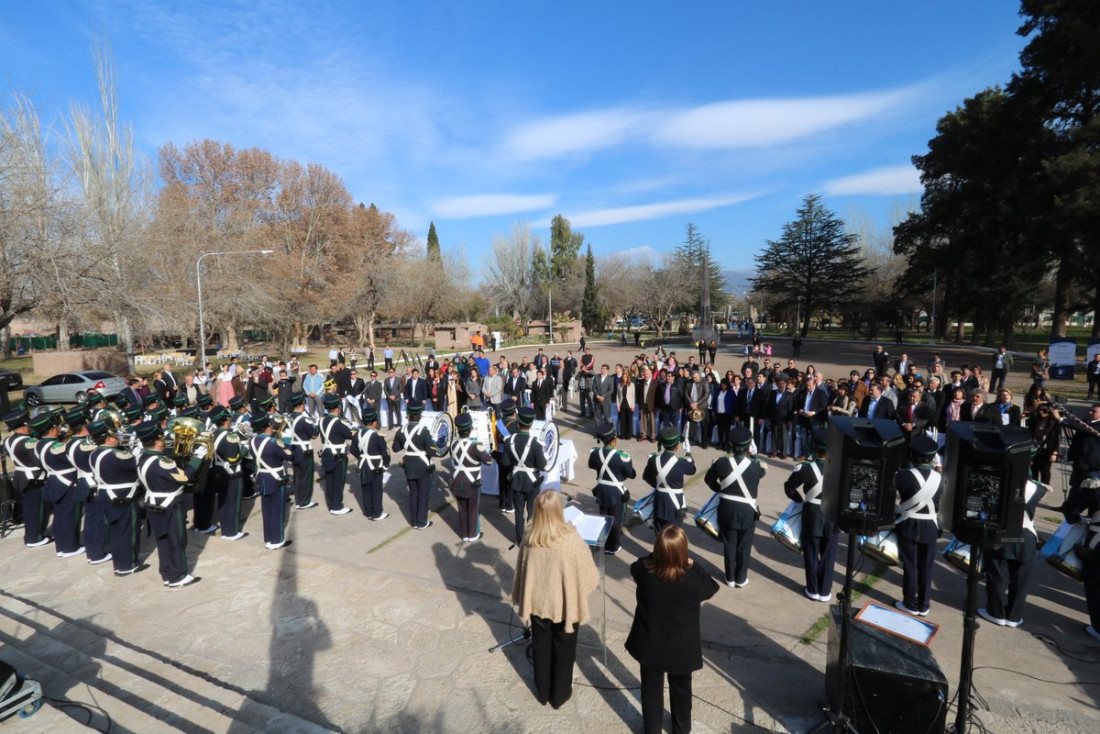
589,422,636,555
705,426,766,587
642,425,697,533
784,428,837,602
894,435,943,616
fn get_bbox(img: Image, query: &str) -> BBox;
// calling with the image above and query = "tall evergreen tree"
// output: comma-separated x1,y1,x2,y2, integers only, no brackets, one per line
676,223,728,312
752,195,871,338
549,214,583,280
581,244,602,334
426,221,441,264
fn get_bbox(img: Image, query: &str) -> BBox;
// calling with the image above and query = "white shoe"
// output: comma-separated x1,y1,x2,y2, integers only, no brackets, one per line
502,508,515,515
195,525,218,535
735,579,750,589
88,553,113,565
804,588,819,601
1005,618,1023,628
167,574,197,588
26,537,52,548
726,580,737,588
977,607,1007,627
296,502,318,510
330,507,352,515
816,592,831,602
895,601,921,616
221,532,247,541
416,521,433,530
265,539,292,550
467,533,482,543
371,512,389,521
59,547,86,559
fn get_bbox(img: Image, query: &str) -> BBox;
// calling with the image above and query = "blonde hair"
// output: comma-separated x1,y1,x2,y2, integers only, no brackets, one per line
523,490,572,548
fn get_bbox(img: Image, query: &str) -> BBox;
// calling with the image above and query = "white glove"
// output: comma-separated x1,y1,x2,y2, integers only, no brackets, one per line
193,445,209,460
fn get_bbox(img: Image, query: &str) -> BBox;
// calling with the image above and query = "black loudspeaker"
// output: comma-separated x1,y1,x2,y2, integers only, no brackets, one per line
821,418,907,535
942,423,1032,546
826,607,948,734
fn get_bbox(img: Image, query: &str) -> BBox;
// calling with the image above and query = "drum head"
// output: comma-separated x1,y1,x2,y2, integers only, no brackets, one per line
534,420,559,472
428,412,455,457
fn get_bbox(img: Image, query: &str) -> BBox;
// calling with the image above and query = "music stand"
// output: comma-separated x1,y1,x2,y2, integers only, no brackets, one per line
567,509,613,665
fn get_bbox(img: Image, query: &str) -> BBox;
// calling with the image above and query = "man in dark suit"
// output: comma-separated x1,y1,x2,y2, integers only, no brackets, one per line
561,351,578,412
860,384,897,421
531,367,554,418
592,364,615,426
765,377,794,458
962,389,995,423
657,370,683,430
684,370,710,447
794,376,828,459
533,348,548,371
740,374,769,447
363,370,384,419
897,387,933,441
505,366,527,406
344,369,366,422
404,368,428,404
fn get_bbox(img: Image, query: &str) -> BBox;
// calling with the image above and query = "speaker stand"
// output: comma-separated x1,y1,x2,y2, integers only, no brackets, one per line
808,532,860,733
954,543,985,733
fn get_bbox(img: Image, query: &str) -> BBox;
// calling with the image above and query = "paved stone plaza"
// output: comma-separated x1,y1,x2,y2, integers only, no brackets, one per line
1,340,1098,733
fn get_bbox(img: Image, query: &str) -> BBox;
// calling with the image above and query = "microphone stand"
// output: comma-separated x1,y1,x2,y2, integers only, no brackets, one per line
954,543,985,733
807,531,860,733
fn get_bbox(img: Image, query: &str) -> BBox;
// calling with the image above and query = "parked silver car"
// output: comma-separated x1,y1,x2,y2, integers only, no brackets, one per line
22,370,127,406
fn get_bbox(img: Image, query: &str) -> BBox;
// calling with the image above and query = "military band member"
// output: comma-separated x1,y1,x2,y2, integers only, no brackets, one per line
18,410,55,546
784,428,837,602
135,421,202,587
188,407,219,535
357,407,391,521
495,398,518,513
284,392,319,510
209,407,247,540
642,425,697,534
499,407,550,544
392,399,438,529
196,393,215,427
589,422,636,555
319,393,356,515
249,413,293,549
979,464,1046,628
88,418,145,576
76,420,112,564
229,396,256,498
705,427,766,587
894,435,942,616
49,407,94,558
451,412,493,542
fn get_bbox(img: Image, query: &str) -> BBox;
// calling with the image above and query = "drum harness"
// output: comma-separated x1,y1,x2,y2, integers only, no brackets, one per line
1021,479,1041,537
895,468,941,524
138,453,182,511
289,413,314,452
67,439,96,489
595,447,631,496
320,415,347,456
92,449,140,503
508,433,539,481
655,453,685,510
251,436,287,481
358,428,385,473
1088,508,1100,551
212,430,241,476
5,434,44,483
717,456,756,509
803,461,824,505
452,437,483,484
400,422,430,465
36,439,76,487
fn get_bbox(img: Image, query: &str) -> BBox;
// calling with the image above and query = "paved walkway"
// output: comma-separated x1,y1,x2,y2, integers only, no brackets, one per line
1,339,1097,733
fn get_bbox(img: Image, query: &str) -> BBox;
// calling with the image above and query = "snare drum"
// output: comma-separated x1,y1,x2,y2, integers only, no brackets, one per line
1039,520,1087,582
770,501,803,553
633,491,657,530
861,529,900,566
943,537,982,575
694,494,720,541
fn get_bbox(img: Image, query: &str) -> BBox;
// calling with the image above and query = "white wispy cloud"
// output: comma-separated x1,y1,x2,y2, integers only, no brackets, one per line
824,165,922,196
502,109,648,162
564,193,758,228
613,244,664,263
431,193,558,219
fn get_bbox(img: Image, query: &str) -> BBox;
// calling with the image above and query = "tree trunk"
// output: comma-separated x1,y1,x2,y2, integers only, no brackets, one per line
1091,276,1100,339
955,319,965,343
1,325,11,361
366,310,376,351
115,312,136,375
1001,315,1015,350
57,318,70,352
224,318,240,354
1049,252,1074,340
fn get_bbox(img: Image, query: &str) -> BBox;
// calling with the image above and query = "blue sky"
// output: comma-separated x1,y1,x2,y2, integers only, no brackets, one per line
2,1,1027,277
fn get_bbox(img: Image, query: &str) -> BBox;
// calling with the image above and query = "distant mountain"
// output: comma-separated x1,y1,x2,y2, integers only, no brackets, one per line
721,269,756,297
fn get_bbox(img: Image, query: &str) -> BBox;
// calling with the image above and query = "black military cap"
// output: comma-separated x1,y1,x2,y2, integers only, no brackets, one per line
517,407,535,428
3,409,28,430
289,392,305,407
729,426,753,452
250,413,269,431
596,422,616,443
362,407,378,424
910,434,938,458
228,396,245,411
455,412,473,435
658,425,681,449
134,421,161,442
322,394,341,410
406,399,424,418
197,394,213,408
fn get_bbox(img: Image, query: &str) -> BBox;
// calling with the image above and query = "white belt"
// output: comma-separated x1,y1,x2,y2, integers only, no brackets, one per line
145,489,183,508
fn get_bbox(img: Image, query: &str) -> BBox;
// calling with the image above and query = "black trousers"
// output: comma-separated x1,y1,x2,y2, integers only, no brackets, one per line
618,401,633,439
498,467,514,511
51,484,84,553
898,534,937,612
360,468,386,519
984,537,1036,623
513,487,538,544
259,479,287,545
597,497,626,552
530,615,579,708
217,474,243,536
579,390,593,418
720,524,754,585
801,529,838,598
293,453,315,507
321,453,348,511
640,664,692,734
408,474,431,527
83,488,110,562
192,484,216,531
147,502,188,584
22,483,50,545
990,368,1007,395
1083,545,1100,629
456,490,480,539
106,500,141,573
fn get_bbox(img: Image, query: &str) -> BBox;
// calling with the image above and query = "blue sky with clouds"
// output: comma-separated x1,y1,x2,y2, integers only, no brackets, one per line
3,1,1027,274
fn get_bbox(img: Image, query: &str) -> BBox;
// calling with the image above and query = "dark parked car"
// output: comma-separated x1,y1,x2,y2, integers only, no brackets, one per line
0,368,23,392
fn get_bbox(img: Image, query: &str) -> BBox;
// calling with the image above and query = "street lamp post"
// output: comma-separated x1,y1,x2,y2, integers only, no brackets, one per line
196,249,274,365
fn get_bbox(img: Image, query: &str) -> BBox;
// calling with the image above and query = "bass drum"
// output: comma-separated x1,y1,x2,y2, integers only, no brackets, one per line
531,419,560,473
694,494,720,541
633,490,656,530
1039,520,1087,582
861,529,900,566
771,501,803,553
943,537,982,575
420,411,456,458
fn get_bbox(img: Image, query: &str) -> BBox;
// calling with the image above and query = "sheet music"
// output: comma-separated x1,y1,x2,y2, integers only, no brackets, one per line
563,506,610,544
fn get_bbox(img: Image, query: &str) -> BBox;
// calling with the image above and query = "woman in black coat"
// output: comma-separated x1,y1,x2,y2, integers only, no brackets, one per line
626,525,719,734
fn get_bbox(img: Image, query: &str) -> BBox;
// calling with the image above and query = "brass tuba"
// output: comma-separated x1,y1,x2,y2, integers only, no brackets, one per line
166,416,215,461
